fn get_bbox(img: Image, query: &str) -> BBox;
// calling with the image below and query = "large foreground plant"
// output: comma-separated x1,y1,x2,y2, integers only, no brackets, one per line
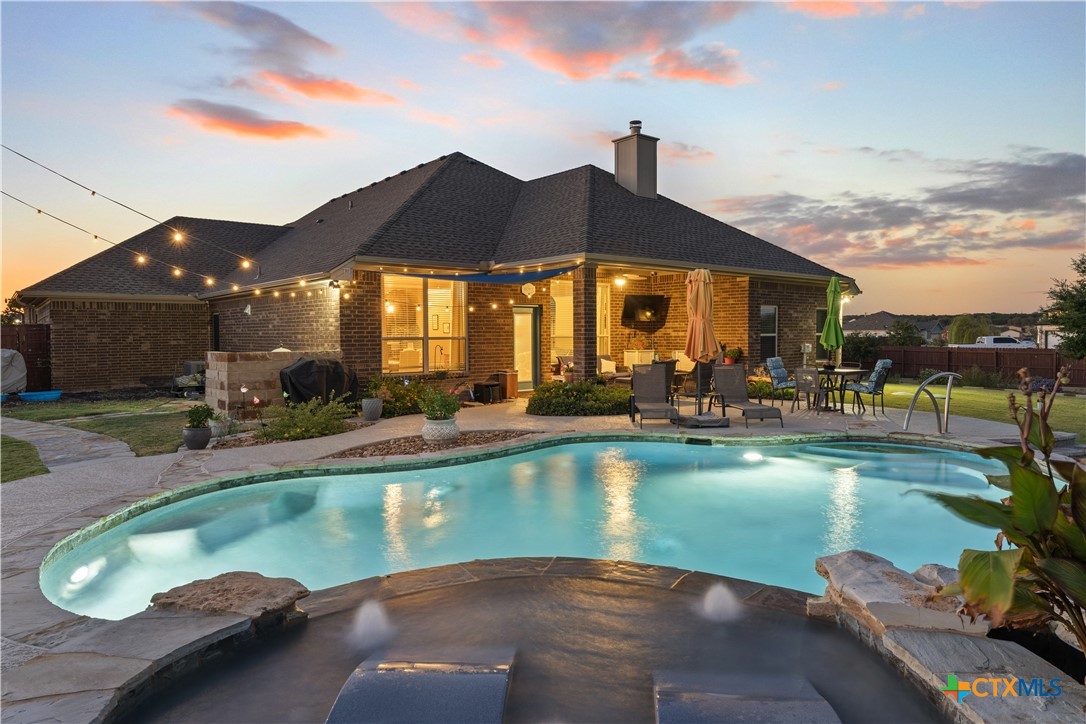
922,366,1086,653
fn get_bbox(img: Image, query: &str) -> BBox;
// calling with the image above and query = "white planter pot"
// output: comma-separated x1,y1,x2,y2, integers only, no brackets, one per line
360,398,384,422
421,416,460,443
210,418,230,438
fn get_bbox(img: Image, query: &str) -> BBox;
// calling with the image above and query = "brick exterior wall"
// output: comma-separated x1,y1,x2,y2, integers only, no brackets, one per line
211,287,339,353
748,278,826,369
570,266,597,382
339,270,383,380
48,299,208,391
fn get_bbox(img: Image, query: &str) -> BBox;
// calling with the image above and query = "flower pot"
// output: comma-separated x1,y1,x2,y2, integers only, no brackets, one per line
209,418,230,438
182,427,213,450
361,398,384,422
421,416,460,443
723,358,736,365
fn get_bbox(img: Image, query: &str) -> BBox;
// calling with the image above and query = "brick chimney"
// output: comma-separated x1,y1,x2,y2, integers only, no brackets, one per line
612,120,658,199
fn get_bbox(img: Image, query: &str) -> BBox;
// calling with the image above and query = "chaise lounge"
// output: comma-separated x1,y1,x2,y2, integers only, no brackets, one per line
712,365,783,428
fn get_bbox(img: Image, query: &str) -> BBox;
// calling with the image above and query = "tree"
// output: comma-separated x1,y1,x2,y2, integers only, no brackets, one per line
885,320,923,346
947,314,991,344
1045,253,1086,359
1,299,24,326
842,333,882,366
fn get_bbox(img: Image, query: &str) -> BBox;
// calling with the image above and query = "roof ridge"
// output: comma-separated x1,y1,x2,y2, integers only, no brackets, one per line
359,153,460,257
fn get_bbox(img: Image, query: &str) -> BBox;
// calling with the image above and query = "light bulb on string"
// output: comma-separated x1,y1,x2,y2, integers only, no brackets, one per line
241,260,251,269
173,232,183,242
172,268,182,277
273,291,280,297
299,279,306,287
205,278,215,286
231,284,239,292
254,289,262,296
136,255,146,264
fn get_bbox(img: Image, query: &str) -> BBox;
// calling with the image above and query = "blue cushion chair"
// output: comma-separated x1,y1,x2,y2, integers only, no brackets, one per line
765,357,795,407
846,365,889,414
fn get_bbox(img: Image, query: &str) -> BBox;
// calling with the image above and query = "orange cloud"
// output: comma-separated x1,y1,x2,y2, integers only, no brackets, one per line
867,256,984,269
785,2,889,18
1017,218,1037,230
523,48,626,80
819,81,845,91
409,109,459,129
651,45,751,86
660,142,714,162
904,4,926,20
259,72,401,104
168,99,325,140
397,78,422,91
615,71,643,82
463,51,504,68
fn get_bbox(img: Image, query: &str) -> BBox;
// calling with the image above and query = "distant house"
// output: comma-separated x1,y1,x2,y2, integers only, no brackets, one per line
843,311,897,337
15,122,859,392
1037,324,1065,350
915,320,946,343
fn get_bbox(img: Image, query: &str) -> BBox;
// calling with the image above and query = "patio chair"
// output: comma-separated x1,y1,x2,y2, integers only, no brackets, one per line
845,366,889,414
630,363,677,428
675,360,718,414
556,355,573,381
713,365,783,428
765,357,795,407
790,367,825,413
597,354,632,385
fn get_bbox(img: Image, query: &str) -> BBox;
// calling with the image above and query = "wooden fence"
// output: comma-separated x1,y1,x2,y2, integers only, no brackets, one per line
879,346,1086,386
1,324,52,391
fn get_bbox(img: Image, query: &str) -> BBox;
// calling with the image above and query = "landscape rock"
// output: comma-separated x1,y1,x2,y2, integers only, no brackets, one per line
912,563,959,589
815,550,988,637
150,571,309,627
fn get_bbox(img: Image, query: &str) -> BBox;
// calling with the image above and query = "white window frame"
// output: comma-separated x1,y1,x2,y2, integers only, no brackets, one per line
760,305,778,361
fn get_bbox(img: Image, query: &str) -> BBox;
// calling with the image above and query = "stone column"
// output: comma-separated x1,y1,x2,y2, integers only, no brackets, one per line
571,265,597,382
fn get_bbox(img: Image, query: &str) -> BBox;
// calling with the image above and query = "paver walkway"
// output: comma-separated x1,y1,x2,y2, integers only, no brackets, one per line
1,418,135,468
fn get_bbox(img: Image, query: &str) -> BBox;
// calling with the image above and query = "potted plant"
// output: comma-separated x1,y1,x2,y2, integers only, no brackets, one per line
183,403,216,450
361,378,391,421
723,347,743,365
418,386,462,443
209,411,232,438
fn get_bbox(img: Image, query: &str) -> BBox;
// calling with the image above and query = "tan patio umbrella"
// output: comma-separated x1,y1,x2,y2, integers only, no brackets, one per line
685,269,721,413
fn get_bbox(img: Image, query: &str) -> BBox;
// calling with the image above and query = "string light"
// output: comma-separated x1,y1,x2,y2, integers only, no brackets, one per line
2,145,256,268
298,279,306,287
343,293,351,300
254,289,262,296
136,255,146,264
241,260,251,269
205,277,215,286
173,232,183,243
290,292,297,298
232,284,239,291
273,291,280,297
172,268,182,277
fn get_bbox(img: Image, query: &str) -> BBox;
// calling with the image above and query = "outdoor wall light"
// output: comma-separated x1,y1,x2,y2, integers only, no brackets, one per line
343,293,351,300
614,277,627,287
328,280,340,289
490,302,498,310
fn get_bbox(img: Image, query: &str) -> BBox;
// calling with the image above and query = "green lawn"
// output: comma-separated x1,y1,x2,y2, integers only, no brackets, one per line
1,397,184,423
66,411,188,457
1,435,49,482
881,383,1085,439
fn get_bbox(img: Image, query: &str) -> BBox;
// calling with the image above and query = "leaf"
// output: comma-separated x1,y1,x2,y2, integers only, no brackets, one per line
1051,459,1083,486
978,445,1032,470
1026,416,1056,457
1034,558,1086,609
1053,512,1086,561
1009,464,1059,534
958,549,1024,626
935,581,963,598
918,492,1012,529
1071,476,1086,539
1003,584,1054,629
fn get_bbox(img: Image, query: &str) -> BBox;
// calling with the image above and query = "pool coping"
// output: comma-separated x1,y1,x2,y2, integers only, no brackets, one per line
0,429,1024,723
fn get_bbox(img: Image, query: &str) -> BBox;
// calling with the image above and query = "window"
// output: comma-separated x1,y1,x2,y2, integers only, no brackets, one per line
596,283,610,357
760,305,778,361
381,275,466,373
815,308,828,359
550,279,573,361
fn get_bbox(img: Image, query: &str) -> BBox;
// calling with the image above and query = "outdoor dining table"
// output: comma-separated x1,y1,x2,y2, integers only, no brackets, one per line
817,368,869,414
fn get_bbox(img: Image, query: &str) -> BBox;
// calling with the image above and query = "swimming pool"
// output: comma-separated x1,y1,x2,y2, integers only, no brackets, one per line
41,441,1008,620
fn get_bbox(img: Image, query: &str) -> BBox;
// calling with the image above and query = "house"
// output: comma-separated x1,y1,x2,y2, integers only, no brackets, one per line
15,122,859,393
1037,324,1065,350
915,319,946,344
843,311,897,337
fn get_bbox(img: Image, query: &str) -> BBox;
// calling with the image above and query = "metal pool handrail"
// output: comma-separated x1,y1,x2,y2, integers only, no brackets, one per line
904,371,963,434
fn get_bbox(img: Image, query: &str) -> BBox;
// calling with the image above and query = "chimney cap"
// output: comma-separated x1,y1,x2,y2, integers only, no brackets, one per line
629,120,642,134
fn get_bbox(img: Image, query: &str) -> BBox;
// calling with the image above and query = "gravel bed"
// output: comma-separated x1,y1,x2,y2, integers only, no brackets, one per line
324,430,533,458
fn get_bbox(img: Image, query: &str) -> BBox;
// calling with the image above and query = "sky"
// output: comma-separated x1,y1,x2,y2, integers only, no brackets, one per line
2,0,1083,315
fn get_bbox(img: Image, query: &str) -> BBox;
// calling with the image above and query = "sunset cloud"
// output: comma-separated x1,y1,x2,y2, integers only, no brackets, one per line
168,99,325,140
183,1,335,72
904,4,927,20
259,71,401,104
396,78,422,91
463,51,505,69
377,2,750,80
783,2,889,19
660,141,715,162
707,148,1084,270
408,109,459,129
651,44,751,86
819,81,845,91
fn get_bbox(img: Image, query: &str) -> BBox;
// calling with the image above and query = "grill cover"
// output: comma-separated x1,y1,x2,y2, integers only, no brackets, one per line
279,358,358,405
1,349,28,393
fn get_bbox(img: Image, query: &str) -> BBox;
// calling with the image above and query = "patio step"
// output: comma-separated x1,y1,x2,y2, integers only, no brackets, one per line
653,672,841,723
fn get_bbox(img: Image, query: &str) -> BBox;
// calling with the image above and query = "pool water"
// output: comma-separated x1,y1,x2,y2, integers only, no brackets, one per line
42,442,1008,620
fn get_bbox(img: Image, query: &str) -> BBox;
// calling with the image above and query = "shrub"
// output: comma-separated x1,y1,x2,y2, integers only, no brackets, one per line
917,368,942,382
921,366,1086,653
842,333,882,367
185,404,215,428
363,376,392,401
724,347,744,360
381,377,430,417
747,380,794,400
526,381,632,416
418,386,461,420
259,395,351,441
959,365,1010,389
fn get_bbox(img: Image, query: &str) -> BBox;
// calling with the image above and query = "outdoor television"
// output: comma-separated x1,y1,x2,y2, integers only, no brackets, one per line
621,294,669,325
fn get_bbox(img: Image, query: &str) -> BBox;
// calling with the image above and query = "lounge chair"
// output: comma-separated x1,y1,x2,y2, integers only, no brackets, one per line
630,363,677,428
765,357,795,407
713,365,783,428
674,360,717,414
327,646,515,723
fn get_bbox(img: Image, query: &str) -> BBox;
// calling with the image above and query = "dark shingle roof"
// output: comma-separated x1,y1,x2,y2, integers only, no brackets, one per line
24,152,852,299
19,217,287,298
844,311,899,332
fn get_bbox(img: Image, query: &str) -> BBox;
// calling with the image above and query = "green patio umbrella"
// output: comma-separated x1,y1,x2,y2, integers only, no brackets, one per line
820,276,845,363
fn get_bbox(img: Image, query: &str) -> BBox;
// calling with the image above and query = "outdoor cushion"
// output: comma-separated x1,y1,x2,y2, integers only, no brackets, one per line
599,357,617,374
